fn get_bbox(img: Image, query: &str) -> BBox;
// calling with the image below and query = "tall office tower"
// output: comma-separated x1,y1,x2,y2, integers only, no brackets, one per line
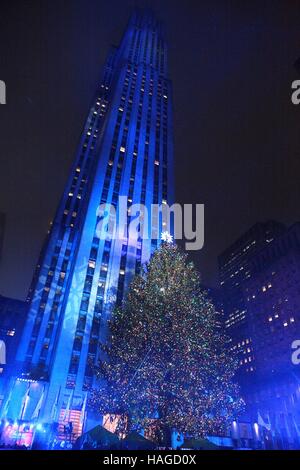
0,10,174,443
218,221,285,380
0,296,27,379
244,223,300,376
240,223,300,447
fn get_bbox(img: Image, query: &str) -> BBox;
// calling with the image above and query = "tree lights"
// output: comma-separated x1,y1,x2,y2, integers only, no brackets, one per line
90,242,244,442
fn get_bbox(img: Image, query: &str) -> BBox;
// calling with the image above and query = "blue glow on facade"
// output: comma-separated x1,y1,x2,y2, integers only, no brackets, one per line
0,10,174,441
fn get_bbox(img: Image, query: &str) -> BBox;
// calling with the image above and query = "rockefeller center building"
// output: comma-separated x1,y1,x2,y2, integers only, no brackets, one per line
220,222,300,448
0,10,174,445
0,296,27,378
218,221,285,379
242,223,300,448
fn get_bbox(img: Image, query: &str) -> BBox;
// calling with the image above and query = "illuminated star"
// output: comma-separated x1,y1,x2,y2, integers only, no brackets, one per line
161,231,173,243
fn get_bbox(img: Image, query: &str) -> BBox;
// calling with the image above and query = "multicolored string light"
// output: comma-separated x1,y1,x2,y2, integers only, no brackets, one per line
90,242,244,440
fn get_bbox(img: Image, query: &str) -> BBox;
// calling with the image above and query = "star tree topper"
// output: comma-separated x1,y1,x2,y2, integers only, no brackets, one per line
161,231,173,243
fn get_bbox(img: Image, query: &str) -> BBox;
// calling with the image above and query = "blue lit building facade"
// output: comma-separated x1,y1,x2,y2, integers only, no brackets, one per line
219,222,300,449
0,295,27,379
0,10,174,443
218,221,285,380
242,223,300,449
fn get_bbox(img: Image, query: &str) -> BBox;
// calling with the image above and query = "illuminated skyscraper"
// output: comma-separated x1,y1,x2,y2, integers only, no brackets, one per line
0,10,174,441
218,221,285,378
220,223,300,447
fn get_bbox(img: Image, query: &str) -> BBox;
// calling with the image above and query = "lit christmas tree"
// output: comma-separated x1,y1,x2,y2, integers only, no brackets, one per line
91,240,244,441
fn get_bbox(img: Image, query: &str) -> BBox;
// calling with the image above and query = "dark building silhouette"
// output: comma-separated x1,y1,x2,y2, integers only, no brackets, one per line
0,295,27,400
244,222,300,376
242,223,300,448
219,222,300,448
294,56,300,75
218,221,285,378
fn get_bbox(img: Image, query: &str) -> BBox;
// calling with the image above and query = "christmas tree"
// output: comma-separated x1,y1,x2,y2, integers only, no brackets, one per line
90,240,244,441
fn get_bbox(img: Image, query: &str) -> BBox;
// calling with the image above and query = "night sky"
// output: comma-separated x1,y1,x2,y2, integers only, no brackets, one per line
0,0,299,300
